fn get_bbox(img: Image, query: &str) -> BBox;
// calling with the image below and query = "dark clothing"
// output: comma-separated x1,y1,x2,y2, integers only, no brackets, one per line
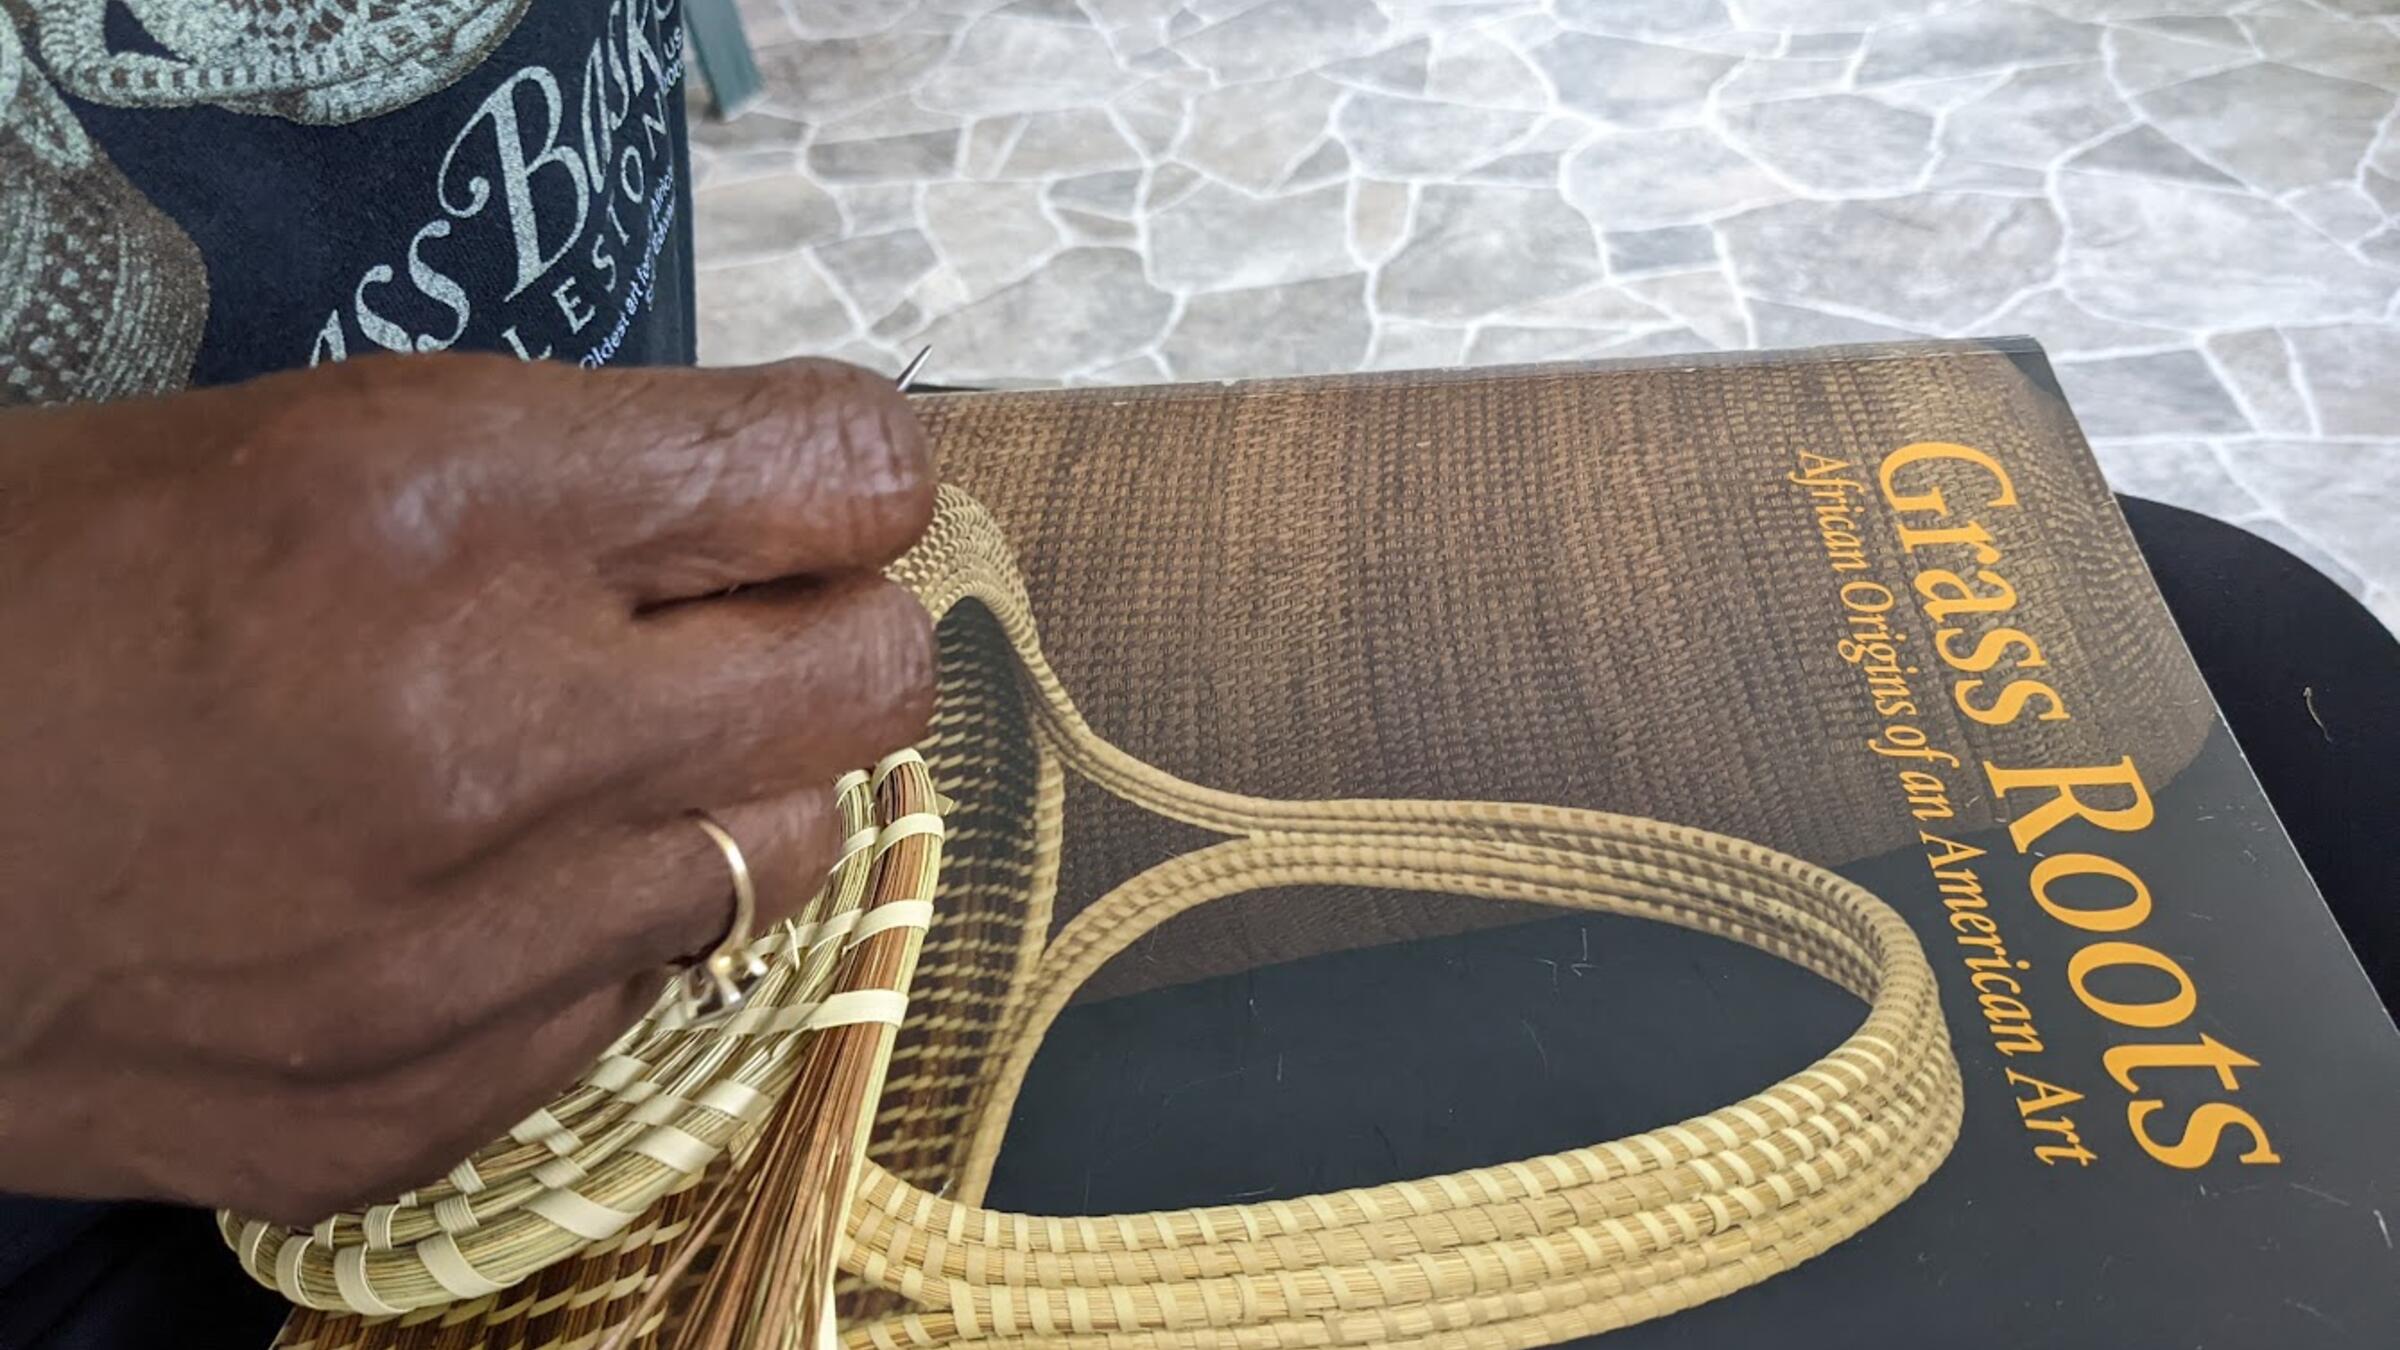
1,0,695,406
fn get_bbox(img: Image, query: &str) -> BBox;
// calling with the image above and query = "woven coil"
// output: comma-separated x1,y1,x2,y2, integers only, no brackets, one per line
222,753,946,1316
248,488,1961,1350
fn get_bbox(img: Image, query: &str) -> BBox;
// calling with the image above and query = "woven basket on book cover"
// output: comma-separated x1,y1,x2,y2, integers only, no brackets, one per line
904,358,2219,1000
235,488,1963,1350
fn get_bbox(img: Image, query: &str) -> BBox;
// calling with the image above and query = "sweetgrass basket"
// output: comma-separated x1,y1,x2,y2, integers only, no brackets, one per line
235,488,1961,1350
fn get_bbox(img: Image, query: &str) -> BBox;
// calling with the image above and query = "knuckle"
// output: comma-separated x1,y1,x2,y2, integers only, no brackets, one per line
240,353,475,462
253,354,539,579
339,653,528,855
795,360,935,556
217,368,452,585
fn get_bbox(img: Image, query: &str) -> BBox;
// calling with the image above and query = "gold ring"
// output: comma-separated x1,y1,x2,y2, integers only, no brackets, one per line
678,811,769,1025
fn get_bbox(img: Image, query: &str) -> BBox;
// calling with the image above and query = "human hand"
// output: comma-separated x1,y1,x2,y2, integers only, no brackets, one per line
0,354,934,1225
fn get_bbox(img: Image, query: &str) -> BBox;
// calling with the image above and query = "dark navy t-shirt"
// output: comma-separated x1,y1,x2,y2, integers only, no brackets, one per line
2,0,695,406
0,1,696,1343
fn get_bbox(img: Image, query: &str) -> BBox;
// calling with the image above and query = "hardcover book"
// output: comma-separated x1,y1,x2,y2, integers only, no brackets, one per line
895,339,2400,1346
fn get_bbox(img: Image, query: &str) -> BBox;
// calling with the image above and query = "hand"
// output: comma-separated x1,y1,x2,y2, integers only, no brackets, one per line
0,354,935,1225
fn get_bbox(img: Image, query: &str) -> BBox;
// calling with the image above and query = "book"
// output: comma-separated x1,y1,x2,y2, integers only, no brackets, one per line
906,339,2400,1345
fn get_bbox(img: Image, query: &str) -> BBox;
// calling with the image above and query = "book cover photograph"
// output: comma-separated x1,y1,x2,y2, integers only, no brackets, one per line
241,341,2399,1350
880,339,2400,1348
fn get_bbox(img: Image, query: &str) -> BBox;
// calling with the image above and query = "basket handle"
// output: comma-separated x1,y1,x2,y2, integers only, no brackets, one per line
826,492,1958,1350
892,489,1926,1204
836,796,1956,1350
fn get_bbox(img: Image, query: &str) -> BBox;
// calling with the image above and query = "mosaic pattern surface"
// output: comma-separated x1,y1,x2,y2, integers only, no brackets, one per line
692,0,2400,627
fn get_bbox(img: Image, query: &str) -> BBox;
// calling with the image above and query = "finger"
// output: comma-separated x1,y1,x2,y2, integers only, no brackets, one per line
71,786,844,1080
203,354,928,601
639,786,859,963
415,783,852,1011
331,972,671,1222
533,356,934,605
602,571,934,816
31,971,668,1223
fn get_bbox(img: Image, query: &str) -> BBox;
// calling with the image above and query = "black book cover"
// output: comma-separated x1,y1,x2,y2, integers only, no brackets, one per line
911,340,2400,1346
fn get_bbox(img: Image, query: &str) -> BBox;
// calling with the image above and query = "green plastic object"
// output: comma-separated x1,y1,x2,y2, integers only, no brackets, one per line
685,0,763,120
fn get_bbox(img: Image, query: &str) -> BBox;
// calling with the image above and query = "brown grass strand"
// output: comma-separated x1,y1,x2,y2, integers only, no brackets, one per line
665,759,941,1350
